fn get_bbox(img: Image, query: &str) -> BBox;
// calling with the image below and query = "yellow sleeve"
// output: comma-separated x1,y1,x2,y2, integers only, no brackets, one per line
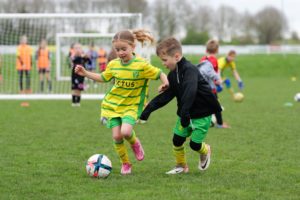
143,62,161,80
230,61,236,70
101,62,113,82
217,57,226,70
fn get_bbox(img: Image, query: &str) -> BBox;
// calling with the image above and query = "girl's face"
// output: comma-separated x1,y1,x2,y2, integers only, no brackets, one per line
41,40,47,48
74,44,82,56
113,40,135,63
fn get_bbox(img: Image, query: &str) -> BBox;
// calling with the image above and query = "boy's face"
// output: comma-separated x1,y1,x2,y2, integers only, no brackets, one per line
159,52,181,71
227,54,236,62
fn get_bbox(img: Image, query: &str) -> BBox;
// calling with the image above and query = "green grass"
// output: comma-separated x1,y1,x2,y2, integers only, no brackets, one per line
0,54,300,199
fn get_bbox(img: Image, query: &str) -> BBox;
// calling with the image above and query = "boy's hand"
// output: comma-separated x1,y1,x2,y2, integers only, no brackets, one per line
180,117,190,128
238,80,244,90
158,83,169,93
75,65,86,76
216,84,223,93
224,78,231,88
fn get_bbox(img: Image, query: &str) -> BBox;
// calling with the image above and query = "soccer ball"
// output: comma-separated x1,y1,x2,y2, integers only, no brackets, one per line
234,92,244,102
294,93,300,102
86,154,112,178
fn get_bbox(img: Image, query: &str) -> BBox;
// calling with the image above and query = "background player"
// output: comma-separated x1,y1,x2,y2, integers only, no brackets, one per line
36,39,52,93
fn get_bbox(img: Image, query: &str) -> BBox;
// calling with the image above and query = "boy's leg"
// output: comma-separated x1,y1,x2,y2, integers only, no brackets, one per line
189,116,212,171
121,117,144,161
110,118,131,175
166,118,190,174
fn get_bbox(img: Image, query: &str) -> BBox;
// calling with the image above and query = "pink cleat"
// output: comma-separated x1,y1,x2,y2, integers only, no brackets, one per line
121,163,132,175
131,138,145,161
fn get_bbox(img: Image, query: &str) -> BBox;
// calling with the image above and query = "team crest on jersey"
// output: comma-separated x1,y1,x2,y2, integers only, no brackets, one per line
133,71,139,78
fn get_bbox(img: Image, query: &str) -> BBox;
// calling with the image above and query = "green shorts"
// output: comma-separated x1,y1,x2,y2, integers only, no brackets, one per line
173,116,211,144
106,116,136,129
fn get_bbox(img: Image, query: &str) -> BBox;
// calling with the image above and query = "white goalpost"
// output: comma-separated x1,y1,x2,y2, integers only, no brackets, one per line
0,13,144,100
56,33,115,81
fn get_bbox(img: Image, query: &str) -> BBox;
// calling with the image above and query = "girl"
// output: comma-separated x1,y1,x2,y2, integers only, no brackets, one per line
71,43,91,107
75,29,169,175
36,39,52,93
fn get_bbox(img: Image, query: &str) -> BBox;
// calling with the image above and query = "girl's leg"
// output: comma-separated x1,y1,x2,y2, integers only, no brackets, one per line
46,71,52,92
25,70,30,92
18,70,23,92
39,71,44,92
121,123,144,161
112,125,131,174
72,89,81,105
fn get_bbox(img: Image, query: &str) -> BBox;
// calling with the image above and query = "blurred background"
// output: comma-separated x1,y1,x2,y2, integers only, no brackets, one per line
0,0,298,45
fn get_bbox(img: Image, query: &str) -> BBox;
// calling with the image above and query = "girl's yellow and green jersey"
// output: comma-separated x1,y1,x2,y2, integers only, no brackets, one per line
100,56,161,120
218,57,236,73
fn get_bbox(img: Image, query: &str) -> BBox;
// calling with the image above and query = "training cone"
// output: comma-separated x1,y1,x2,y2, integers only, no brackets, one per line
20,102,30,107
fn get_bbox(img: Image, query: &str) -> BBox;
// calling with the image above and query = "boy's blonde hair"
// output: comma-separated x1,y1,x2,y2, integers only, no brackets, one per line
206,39,219,54
112,29,154,46
156,37,182,57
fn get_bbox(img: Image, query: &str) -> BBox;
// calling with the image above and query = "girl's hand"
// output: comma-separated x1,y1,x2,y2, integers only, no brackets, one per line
75,65,86,76
158,83,169,93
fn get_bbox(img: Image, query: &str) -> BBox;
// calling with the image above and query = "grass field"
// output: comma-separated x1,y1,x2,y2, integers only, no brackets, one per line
0,54,300,200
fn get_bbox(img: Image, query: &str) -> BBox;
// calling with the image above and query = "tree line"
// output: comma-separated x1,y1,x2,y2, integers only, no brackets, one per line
0,0,298,45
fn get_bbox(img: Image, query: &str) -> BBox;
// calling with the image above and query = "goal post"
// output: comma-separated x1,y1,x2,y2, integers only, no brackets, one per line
56,33,115,81
0,13,143,100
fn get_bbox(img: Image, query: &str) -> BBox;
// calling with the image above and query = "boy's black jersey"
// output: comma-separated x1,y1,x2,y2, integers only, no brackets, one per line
140,57,222,121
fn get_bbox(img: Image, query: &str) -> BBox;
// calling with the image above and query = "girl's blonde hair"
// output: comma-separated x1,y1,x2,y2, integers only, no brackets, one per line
112,29,154,46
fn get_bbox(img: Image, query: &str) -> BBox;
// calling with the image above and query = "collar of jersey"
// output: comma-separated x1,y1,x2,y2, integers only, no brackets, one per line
120,55,136,66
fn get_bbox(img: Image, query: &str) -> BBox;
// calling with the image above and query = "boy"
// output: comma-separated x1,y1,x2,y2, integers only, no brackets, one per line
140,37,222,174
199,39,230,128
218,50,244,92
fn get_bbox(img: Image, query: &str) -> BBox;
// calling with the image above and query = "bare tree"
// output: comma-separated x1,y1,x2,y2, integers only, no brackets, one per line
254,6,287,44
185,5,213,33
213,5,241,42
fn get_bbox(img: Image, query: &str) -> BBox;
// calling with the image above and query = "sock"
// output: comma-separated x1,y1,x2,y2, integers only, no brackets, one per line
72,95,76,103
48,80,52,91
198,142,208,155
113,140,130,164
173,145,187,166
125,130,137,145
40,80,44,92
77,95,81,103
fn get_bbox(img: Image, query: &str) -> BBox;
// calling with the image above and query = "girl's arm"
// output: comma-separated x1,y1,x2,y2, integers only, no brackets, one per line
75,65,104,82
158,72,169,93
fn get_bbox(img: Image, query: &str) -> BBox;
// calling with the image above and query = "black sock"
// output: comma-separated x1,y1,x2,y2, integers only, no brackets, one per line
48,80,52,92
40,81,44,92
72,95,76,103
77,96,81,103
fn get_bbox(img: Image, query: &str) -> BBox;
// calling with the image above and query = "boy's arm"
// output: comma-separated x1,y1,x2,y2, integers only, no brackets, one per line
233,69,243,89
180,67,198,127
140,86,175,121
201,62,221,85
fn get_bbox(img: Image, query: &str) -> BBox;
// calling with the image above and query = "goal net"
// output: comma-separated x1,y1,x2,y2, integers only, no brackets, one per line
0,13,145,100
